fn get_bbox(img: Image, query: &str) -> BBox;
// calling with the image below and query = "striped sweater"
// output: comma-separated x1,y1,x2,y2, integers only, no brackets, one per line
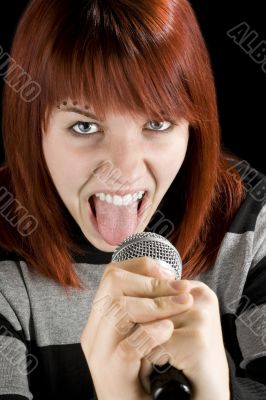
0,160,266,399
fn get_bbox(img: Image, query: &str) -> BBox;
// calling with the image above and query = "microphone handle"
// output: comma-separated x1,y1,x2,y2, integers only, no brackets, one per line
149,363,192,400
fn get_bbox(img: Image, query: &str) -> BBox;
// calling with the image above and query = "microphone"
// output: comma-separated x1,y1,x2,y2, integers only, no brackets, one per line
111,232,192,400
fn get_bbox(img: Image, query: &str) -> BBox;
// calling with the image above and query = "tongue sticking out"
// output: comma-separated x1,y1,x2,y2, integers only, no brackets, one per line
93,196,139,246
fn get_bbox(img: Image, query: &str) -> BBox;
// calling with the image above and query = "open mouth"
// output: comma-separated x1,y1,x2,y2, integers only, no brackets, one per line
89,196,96,217
88,192,147,219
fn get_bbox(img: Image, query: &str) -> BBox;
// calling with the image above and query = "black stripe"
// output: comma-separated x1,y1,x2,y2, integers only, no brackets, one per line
222,313,246,378
0,313,26,343
27,341,96,400
227,194,264,233
237,256,266,313
0,333,97,399
0,250,22,262
227,162,266,234
246,357,266,384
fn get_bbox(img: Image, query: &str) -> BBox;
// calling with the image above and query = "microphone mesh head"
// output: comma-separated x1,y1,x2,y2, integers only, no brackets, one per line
111,232,182,279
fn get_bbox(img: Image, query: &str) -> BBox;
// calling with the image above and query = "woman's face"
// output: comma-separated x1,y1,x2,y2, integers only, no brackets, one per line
42,100,189,251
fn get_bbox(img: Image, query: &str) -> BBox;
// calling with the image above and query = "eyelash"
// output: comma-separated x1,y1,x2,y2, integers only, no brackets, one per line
68,120,178,137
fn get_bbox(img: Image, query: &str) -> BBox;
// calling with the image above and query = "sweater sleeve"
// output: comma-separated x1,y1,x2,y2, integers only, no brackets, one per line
0,287,32,399
228,203,266,398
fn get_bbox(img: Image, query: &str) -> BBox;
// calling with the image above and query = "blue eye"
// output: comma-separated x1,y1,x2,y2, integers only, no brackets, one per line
70,121,100,136
145,121,174,132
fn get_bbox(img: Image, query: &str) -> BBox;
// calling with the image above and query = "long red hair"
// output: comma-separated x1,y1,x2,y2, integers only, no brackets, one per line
0,0,245,288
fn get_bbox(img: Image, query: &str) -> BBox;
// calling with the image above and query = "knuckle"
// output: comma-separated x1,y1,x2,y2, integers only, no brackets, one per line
117,340,136,361
192,285,206,298
194,308,210,324
189,328,207,348
188,308,210,328
104,296,126,321
141,256,154,265
102,265,116,280
141,256,158,273
177,279,190,291
152,296,172,312
109,295,126,312
148,277,161,293
192,282,217,302
115,295,126,309
103,266,126,283
117,326,154,361
151,297,164,311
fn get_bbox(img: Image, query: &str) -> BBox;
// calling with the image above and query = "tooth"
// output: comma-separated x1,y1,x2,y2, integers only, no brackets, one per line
132,193,138,202
123,194,132,205
113,195,123,206
122,197,129,206
94,192,146,206
99,193,105,201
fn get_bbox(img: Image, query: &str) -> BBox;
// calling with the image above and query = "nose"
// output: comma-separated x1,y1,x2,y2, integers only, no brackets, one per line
99,135,146,190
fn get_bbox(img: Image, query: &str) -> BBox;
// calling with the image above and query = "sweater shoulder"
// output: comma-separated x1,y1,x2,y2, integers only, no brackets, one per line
0,247,31,332
227,160,266,234
0,245,26,285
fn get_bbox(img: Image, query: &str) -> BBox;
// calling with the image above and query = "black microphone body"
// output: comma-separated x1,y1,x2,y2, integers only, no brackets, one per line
111,232,192,400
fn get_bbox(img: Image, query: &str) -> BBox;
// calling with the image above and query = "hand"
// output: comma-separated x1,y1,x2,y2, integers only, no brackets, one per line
140,280,230,400
80,257,193,400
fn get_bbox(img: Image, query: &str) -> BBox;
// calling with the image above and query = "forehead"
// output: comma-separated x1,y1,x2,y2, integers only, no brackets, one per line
52,98,161,122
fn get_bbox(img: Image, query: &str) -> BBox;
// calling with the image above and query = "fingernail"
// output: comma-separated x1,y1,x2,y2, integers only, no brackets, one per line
171,293,190,304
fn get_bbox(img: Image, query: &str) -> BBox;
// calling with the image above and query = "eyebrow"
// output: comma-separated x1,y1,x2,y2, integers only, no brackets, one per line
59,106,104,121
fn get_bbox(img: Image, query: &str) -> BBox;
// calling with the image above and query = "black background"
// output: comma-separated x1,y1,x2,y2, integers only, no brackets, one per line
0,1,265,174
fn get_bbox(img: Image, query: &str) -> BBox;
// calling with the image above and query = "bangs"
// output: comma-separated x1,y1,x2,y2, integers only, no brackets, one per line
40,0,196,130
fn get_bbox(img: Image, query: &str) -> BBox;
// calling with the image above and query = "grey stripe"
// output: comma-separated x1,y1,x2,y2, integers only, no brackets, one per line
251,203,266,268
193,231,254,315
0,336,32,399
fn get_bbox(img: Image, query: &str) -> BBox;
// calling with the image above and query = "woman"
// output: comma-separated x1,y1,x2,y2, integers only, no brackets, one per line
0,0,265,399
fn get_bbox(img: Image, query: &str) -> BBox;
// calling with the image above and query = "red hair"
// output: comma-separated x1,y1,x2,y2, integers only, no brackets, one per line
0,0,245,288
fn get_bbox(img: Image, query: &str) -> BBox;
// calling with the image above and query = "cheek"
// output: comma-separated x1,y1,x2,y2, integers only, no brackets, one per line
42,135,93,196
155,133,189,183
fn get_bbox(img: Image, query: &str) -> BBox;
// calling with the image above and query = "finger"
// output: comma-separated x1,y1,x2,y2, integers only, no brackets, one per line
110,256,177,280
85,268,189,345
145,328,187,370
98,266,189,300
120,293,193,324
139,357,153,394
179,280,218,303
167,281,219,330
147,323,216,374
89,292,192,359
82,256,188,353
113,319,174,377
